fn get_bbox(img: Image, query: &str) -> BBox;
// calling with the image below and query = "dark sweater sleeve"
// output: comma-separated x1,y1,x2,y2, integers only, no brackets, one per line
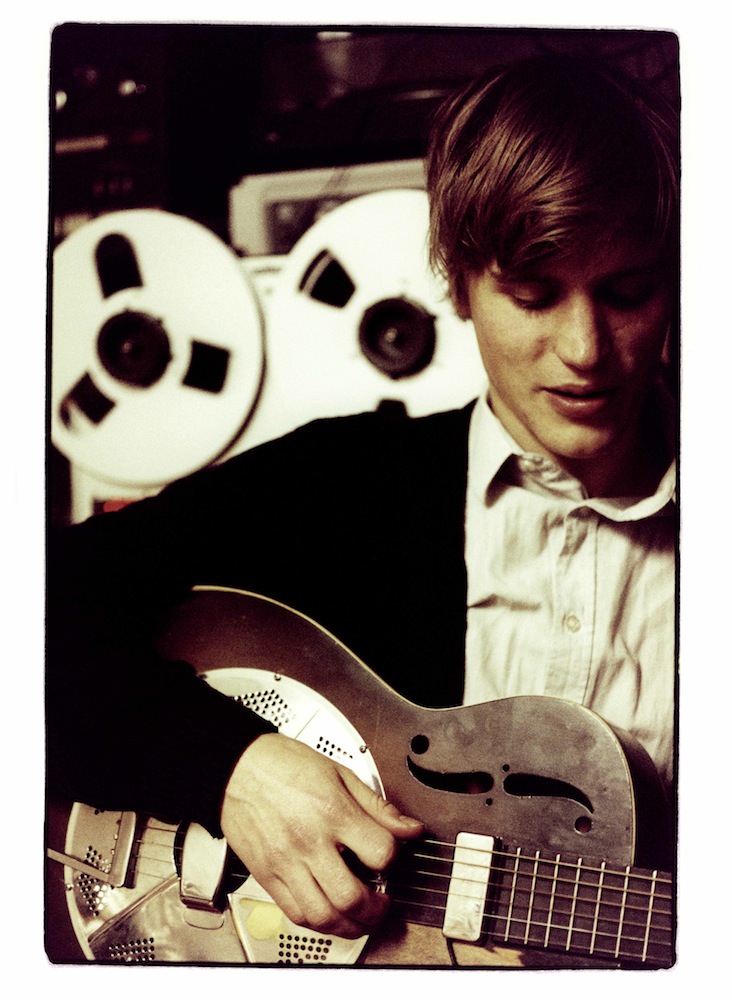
45,427,316,836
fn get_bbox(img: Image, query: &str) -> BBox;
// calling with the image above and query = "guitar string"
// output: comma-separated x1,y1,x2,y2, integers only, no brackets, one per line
394,859,673,914
407,848,673,908
383,887,671,952
386,847,673,947
128,825,673,919
137,824,673,892
74,862,668,967
381,869,672,940
412,839,673,888
130,825,673,912
124,836,672,940
78,830,670,959
76,858,670,963
121,860,671,947
385,886,666,948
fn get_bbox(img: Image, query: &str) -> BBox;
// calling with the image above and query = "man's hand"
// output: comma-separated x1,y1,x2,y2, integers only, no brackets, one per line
220,732,424,939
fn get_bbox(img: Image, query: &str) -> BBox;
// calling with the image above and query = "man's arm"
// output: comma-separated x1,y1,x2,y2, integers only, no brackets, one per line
47,419,425,936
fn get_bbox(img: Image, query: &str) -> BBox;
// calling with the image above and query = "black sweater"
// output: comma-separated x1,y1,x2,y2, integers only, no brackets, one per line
47,405,473,836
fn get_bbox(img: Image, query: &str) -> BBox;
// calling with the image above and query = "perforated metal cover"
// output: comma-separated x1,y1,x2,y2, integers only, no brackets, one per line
60,666,384,964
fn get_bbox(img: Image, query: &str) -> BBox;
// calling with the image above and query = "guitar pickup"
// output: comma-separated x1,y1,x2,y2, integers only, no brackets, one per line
442,832,494,942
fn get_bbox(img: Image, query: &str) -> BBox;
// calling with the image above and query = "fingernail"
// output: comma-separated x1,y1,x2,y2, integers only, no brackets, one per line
399,815,424,827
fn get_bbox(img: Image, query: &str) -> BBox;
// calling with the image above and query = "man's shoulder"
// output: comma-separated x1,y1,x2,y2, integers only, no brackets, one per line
193,402,476,499
288,401,476,449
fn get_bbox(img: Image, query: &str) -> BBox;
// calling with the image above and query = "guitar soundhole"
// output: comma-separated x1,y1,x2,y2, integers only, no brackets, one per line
575,815,593,834
503,773,594,812
406,755,494,794
410,734,429,754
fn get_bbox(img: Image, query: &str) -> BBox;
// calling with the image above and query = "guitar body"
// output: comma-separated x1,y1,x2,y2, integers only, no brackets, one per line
46,587,673,967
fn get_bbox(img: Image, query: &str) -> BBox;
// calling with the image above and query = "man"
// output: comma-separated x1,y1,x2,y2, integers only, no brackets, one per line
47,53,678,956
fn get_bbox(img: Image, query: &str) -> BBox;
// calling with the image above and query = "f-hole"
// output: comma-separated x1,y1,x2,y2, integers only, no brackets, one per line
502,773,593,812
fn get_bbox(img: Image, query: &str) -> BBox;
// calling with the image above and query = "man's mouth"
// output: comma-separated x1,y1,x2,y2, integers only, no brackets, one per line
544,384,616,417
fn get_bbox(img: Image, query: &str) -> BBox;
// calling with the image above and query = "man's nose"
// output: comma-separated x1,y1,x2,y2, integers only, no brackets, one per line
554,295,609,370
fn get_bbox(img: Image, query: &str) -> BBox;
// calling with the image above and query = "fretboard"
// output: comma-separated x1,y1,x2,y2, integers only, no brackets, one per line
384,838,674,968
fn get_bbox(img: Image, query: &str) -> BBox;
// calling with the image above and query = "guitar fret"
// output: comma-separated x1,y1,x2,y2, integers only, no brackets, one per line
523,852,541,945
566,858,583,952
543,855,561,950
589,861,607,955
615,867,631,959
642,872,659,963
502,847,522,943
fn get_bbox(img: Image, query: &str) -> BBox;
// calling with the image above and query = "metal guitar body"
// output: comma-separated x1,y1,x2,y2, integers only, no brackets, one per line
47,587,671,966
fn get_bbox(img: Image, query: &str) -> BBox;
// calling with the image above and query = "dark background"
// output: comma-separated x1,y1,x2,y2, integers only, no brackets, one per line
51,24,680,244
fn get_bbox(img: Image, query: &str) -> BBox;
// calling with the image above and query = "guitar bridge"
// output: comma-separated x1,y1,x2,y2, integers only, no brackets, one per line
442,832,494,942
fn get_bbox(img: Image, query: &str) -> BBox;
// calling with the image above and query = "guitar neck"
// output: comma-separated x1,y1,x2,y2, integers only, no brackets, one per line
386,838,674,968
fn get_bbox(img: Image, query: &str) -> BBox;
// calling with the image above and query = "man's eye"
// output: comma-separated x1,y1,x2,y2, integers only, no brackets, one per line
506,282,557,311
599,275,658,309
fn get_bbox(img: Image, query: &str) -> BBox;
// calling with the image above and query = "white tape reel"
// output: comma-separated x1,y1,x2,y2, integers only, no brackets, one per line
51,210,265,487
244,189,485,445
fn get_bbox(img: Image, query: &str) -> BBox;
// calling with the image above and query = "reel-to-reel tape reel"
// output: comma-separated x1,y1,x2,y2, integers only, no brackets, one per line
51,188,486,523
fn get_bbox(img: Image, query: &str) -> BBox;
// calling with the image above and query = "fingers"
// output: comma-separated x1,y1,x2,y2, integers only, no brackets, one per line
249,828,390,939
266,804,393,936
220,734,423,939
263,853,389,939
283,768,423,936
341,767,424,840
337,768,423,873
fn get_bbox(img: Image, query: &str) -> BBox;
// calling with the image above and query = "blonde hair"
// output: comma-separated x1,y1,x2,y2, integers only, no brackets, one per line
426,55,679,315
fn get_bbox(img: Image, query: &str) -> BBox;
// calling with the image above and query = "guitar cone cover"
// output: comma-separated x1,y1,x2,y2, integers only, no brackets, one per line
51,210,265,487
257,189,485,433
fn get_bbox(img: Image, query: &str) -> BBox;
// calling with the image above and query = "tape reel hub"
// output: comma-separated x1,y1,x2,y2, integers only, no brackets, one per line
358,297,435,379
97,310,171,387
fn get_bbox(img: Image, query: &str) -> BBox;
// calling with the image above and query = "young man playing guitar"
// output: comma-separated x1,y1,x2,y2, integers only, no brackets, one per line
47,52,679,966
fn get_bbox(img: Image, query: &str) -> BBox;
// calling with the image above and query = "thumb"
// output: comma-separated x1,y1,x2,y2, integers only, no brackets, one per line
341,768,424,838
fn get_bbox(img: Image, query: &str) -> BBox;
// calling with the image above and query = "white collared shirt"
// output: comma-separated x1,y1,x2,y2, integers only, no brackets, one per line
463,394,677,794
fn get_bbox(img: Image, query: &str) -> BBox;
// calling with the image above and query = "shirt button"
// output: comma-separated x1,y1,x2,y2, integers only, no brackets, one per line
563,613,581,633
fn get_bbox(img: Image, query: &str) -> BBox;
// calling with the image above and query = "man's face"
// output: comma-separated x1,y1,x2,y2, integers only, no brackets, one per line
465,238,673,492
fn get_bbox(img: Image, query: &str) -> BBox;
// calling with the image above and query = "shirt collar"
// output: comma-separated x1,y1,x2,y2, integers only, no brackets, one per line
467,392,523,502
468,390,677,522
